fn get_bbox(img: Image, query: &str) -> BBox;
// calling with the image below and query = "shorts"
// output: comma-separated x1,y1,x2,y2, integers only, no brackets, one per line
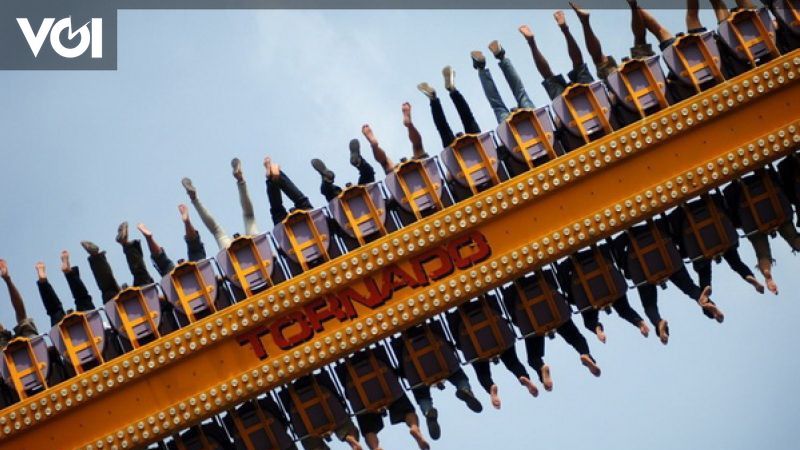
630,42,656,59
14,317,38,338
542,63,595,100
659,27,708,51
298,417,359,449
355,394,415,435
596,55,619,81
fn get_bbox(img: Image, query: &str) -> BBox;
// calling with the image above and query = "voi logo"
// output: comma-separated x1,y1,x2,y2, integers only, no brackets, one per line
16,17,102,59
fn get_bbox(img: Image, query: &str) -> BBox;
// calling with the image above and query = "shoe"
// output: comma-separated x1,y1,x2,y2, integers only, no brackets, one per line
310,159,335,183
231,157,243,179
455,387,483,412
417,82,436,100
442,66,455,92
80,241,100,255
488,40,505,59
115,221,129,244
349,139,363,167
181,177,197,198
580,354,601,377
425,408,441,440
471,51,486,69
657,320,670,345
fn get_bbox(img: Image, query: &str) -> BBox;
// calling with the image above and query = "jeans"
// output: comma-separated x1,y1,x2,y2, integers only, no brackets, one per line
267,171,314,225
472,347,529,393
411,368,471,415
748,222,800,264
430,89,481,148
185,233,207,262
477,58,535,123
320,159,377,202
541,63,594,100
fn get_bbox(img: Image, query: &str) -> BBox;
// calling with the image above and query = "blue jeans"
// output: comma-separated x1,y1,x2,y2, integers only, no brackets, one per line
477,57,535,123
411,368,471,415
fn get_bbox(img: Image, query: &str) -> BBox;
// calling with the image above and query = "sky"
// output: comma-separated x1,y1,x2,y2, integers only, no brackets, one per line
1,5,800,450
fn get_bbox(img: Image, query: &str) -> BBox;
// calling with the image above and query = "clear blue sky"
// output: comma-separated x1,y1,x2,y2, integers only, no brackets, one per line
1,6,799,450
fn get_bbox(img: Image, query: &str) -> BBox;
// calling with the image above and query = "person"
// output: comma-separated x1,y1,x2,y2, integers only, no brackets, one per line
447,294,539,409
311,138,379,203
763,0,800,53
0,259,39,346
35,252,96,326
136,204,208,277
778,154,800,227
182,157,259,250
500,274,601,391
470,40,535,124
263,157,314,225
418,67,482,149
612,221,725,345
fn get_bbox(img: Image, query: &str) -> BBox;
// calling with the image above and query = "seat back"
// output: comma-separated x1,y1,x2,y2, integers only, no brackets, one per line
737,170,792,234
495,106,559,169
161,259,219,323
1,336,49,399
337,346,404,414
273,209,332,272
552,81,614,143
170,424,231,450
606,56,669,117
680,194,738,260
569,245,627,310
663,31,724,91
399,321,460,388
626,220,683,285
227,398,294,450
440,132,501,194
105,284,161,349
50,310,106,374
771,0,800,35
456,297,515,363
285,373,348,439
718,8,779,66
217,233,276,298
329,183,388,245
385,158,445,220
508,271,572,337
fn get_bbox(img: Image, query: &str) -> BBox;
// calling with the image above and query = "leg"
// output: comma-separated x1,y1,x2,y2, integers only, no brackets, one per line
447,368,483,412
35,262,66,326
122,240,155,287
556,319,602,376
359,126,390,177
686,0,704,31
519,25,555,79
0,260,28,324
62,253,95,312
179,204,207,261
237,180,259,236
524,335,553,391
748,232,778,294
474,59,511,124
499,346,538,397
569,3,610,67
722,247,763,293
411,386,439,439
497,56,535,109
429,96,456,148
612,294,650,337
639,5,675,43
137,223,175,276
403,410,429,450
449,89,481,134
266,175,288,225
182,178,232,250
670,267,724,322
555,10,585,71
580,308,607,343
402,102,428,160
709,0,732,24
777,221,800,252
629,0,648,47
692,258,713,291
637,284,663,327
83,244,121,302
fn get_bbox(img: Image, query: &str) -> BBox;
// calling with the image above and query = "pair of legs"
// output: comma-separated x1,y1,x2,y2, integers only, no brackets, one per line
747,222,800,294
471,40,535,123
581,294,650,341
0,259,38,338
182,157,258,250
138,204,208,277
418,68,481,148
35,252,95,326
410,368,482,440
263,157,314,225
81,225,155,302
692,247,764,294
524,318,601,391
471,346,538,410
311,137,379,202
357,395,429,450
301,419,362,450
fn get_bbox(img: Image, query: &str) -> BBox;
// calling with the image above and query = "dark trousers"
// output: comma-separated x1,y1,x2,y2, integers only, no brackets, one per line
123,240,154,287
320,160,377,202
88,251,121,302
267,171,313,225
638,265,707,326
39,267,95,326
154,233,208,277
410,368,471,415
472,347,529,393
692,247,754,288
430,90,481,148
581,294,643,331
524,319,591,372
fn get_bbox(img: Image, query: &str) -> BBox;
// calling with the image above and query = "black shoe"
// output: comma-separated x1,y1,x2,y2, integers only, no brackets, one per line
471,51,486,69
310,159,335,183
115,221,129,244
80,241,100,255
349,139,363,167
425,408,441,440
455,387,483,413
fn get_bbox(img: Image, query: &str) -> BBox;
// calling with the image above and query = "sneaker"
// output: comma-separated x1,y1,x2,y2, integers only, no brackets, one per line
80,240,100,255
181,177,197,198
442,66,456,92
455,387,483,412
417,82,436,100
231,157,243,180
488,40,505,59
471,51,486,69
116,221,129,244
349,139,363,167
425,408,441,440
310,159,335,183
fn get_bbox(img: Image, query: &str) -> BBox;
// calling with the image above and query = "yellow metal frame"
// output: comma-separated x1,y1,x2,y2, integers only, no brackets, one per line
226,237,274,298
113,287,160,349
56,313,103,375
681,194,733,260
344,351,393,412
2,338,47,400
229,400,280,450
672,33,725,93
403,324,452,387
450,133,501,194
617,59,670,118
394,160,444,220
283,210,331,272
170,261,217,323
727,9,780,66
458,299,507,361
513,272,564,336
626,219,677,285
506,109,558,169
561,83,614,144
570,246,621,310
288,377,336,438
740,169,789,234
338,186,388,246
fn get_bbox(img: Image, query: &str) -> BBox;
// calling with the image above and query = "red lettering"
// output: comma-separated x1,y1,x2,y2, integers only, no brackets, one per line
448,231,492,269
270,312,313,349
304,296,352,332
237,325,270,360
381,264,425,294
409,247,454,282
338,276,388,309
